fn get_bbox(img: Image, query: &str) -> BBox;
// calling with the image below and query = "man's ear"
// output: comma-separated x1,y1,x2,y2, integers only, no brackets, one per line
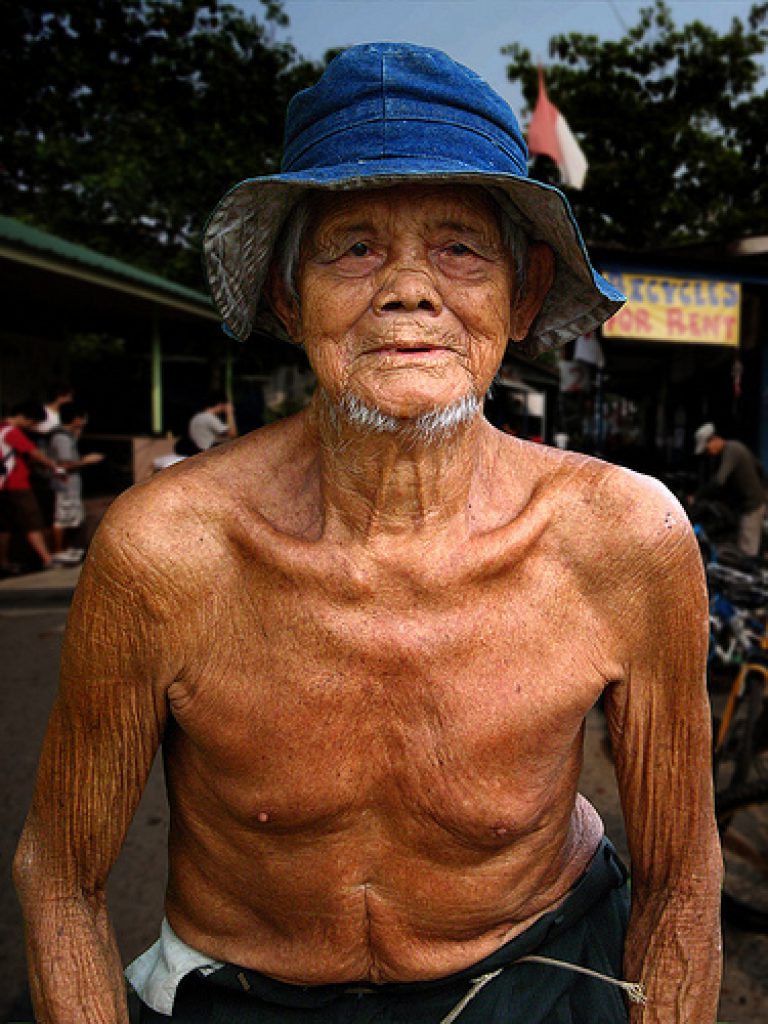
264,261,302,341
509,241,555,341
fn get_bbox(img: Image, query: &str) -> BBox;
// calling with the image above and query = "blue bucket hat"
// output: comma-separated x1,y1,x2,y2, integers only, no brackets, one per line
203,42,624,358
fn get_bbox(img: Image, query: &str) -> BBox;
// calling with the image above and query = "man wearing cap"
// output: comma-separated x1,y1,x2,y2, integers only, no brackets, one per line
15,44,720,1024
692,422,766,557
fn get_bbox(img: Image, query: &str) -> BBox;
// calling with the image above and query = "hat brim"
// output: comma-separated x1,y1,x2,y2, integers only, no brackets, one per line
203,163,625,359
694,424,716,454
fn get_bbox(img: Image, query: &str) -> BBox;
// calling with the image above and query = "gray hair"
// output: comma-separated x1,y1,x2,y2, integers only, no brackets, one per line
324,389,482,445
272,186,530,314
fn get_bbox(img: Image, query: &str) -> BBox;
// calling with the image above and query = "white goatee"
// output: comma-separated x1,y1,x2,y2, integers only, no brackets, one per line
326,390,482,444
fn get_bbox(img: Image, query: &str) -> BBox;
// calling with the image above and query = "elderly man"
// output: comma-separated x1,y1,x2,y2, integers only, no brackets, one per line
14,44,720,1024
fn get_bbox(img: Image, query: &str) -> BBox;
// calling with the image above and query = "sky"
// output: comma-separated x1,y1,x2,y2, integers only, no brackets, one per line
235,0,764,113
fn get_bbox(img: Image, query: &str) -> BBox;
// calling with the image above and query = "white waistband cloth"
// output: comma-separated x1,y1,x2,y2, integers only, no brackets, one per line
125,918,223,1016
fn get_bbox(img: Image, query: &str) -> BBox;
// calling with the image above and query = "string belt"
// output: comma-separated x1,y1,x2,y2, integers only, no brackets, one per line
436,956,646,1024
437,969,505,1024
516,955,647,1004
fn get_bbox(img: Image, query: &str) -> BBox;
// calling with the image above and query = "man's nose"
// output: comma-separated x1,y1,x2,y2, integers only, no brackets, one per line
372,261,443,316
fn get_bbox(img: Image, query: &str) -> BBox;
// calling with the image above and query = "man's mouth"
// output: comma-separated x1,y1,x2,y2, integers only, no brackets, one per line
369,343,450,356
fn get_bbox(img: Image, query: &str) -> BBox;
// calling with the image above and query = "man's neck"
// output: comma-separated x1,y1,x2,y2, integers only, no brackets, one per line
310,391,494,542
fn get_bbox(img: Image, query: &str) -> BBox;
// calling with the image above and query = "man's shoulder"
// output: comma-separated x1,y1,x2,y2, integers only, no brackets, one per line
503,439,663,513
98,416,307,555
584,461,699,596
725,439,751,460
507,441,695,567
91,476,199,574
102,450,234,540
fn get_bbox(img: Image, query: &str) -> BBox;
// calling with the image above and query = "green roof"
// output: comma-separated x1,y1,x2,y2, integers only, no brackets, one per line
0,215,216,314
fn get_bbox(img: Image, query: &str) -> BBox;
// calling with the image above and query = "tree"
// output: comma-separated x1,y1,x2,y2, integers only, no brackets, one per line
0,1,321,286
503,1,768,248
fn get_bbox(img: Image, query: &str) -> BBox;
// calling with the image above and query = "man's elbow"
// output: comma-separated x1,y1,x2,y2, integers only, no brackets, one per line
13,824,99,911
12,828,45,907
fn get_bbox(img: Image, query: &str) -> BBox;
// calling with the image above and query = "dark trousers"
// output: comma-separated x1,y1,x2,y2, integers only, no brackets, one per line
136,838,630,1023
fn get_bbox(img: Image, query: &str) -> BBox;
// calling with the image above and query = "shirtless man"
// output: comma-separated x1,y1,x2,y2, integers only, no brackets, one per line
14,43,721,1024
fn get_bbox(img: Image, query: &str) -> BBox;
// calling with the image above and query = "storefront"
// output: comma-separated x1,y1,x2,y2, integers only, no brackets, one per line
555,243,768,475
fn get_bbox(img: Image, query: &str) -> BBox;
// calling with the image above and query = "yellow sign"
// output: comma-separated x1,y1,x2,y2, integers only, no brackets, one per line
601,271,741,346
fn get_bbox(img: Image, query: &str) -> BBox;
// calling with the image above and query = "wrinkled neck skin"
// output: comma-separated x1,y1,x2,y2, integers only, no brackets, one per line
310,389,493,543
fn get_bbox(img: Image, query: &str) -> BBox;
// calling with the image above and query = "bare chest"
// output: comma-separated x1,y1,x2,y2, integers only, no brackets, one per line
166,545,613,841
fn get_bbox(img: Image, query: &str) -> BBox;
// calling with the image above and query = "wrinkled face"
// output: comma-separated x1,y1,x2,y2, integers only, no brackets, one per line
283,185,519,420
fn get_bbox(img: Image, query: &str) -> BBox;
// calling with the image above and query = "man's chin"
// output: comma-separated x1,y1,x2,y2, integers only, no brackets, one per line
324,388,482,443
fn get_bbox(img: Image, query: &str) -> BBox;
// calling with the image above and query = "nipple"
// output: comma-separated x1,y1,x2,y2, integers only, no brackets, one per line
257,811,270,824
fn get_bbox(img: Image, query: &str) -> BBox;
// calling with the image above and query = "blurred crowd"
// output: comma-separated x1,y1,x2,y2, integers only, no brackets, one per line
0,383,273,576
0,383,104,577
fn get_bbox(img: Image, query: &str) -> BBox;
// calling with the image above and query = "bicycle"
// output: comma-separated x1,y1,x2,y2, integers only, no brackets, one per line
692,523,768,934
716,778,768,934
702,542,768,790
712,654,768,789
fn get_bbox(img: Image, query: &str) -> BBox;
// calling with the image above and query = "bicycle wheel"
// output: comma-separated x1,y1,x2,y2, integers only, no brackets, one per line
716,779,768,933
714,669,766,789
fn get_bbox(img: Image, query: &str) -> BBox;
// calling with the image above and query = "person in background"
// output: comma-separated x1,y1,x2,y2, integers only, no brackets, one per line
47,401,105,565
692,422,766,557
186,392,237,452
31,382,75,536
0,400,64,574
37,381,75,436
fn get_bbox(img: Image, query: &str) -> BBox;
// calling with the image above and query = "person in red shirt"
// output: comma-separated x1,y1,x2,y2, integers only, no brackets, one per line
0,400,64,573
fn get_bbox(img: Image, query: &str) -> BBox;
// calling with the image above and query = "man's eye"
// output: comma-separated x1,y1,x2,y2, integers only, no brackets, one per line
348,242,370,257
446,243,474,256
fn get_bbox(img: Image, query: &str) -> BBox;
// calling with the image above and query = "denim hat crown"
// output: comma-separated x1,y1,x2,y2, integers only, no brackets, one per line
203,42,624,357
282,44,529,178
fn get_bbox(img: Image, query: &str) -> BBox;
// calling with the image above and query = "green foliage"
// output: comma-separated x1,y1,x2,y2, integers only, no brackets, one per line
5,1,765,280
0,1,321,287
68,332,127,361
503,1,768,247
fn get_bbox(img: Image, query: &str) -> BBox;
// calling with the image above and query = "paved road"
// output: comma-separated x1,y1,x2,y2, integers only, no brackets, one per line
1,569,766,1022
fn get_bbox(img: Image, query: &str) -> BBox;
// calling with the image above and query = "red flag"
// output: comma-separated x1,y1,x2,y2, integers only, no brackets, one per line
527,66,587,189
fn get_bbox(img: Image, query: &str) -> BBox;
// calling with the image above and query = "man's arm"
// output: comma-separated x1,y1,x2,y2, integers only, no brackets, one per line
57,452,105,471
13,497,180,1023
219,402,237,439
603,487,722,1023
27,445,63,474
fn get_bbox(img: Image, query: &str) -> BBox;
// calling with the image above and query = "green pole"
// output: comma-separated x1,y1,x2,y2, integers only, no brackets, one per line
151,311,163,435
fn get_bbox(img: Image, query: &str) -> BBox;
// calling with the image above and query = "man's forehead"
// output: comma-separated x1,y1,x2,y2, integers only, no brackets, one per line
307,184,502,233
